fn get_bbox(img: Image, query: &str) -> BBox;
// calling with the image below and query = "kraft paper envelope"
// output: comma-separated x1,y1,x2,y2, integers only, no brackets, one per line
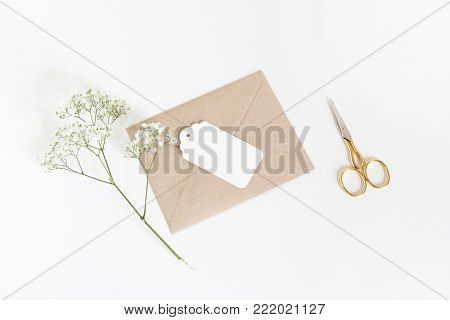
127,71,314,233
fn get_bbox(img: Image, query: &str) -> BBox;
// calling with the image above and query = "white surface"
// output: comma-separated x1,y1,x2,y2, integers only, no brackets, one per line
179,121,264,188
1,301,450,320
0,0,449,299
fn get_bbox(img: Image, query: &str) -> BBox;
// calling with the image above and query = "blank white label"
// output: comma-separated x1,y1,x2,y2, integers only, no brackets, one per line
179,121,264,188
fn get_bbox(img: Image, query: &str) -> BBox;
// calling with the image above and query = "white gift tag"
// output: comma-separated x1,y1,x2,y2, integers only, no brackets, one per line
179,121,264,188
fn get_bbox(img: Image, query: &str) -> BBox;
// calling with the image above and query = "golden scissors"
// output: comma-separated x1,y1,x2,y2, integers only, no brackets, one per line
328,98,390,197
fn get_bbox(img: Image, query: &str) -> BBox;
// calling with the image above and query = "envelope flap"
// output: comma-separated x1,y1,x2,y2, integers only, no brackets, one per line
127,71,264,136
234,74,314,176
126,71,265,228
168,73,314,232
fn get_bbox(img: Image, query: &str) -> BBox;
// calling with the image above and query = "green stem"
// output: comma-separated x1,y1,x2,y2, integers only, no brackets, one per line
142,172,150,219
142,151,158,220
77,146,184,262
63,167,112,185
112,183,143,219
81,173,112,184
113,182,184,261
142,219,183,261
75,156,84,174
100,148,113,178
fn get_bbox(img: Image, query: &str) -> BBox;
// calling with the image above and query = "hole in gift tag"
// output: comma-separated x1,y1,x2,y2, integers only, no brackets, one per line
179,121,263,188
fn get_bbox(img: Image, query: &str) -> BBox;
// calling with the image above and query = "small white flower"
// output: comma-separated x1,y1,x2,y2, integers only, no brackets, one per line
55,89,129,126
42,91,127,172
42,122,113,170
170,136,178,144
125,139,142,158
124,122,177,159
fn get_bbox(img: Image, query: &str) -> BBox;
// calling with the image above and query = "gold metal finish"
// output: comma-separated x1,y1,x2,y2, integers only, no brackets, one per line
364,159,390,188
329,97,390,197
339,166,367,197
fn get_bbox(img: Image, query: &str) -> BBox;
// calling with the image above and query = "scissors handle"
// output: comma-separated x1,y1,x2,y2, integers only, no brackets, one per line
339,140,390,196
345,139,365,171
363,158,390,188
339,166,367,197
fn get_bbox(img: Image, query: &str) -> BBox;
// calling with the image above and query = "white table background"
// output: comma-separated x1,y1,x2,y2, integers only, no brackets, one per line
0,0,449,299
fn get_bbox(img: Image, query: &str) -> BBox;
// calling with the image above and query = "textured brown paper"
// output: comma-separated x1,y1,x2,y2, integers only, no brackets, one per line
127,71,314,233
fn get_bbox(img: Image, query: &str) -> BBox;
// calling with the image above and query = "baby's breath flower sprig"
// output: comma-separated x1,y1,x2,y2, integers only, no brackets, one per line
125,122,178,220
55,89,128,127
125,122,178,159
42,90,184,262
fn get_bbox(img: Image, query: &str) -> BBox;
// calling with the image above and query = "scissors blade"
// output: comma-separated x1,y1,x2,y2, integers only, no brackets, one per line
328,97,352,141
